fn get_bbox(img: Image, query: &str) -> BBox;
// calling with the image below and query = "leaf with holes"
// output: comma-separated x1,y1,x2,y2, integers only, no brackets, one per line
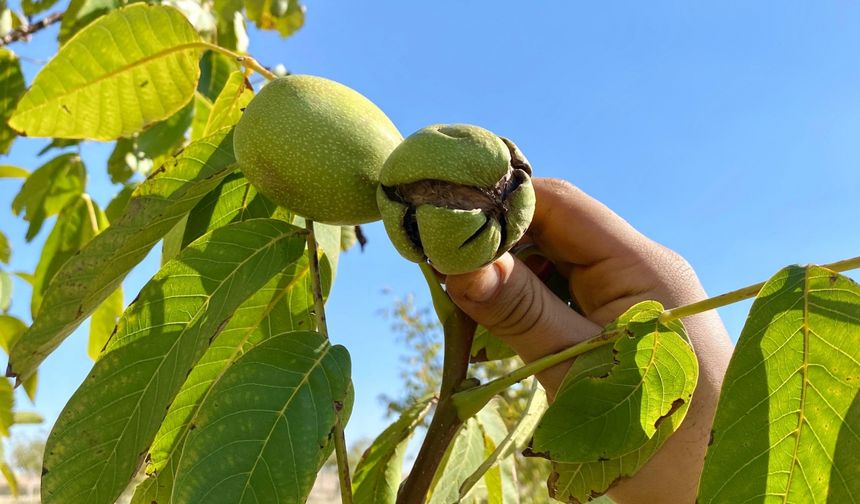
10,4,202,140
353,395,435,504
697,266,860,503
172,330,352,504
7,128,236,383
531,301,698,464
41,218,308,504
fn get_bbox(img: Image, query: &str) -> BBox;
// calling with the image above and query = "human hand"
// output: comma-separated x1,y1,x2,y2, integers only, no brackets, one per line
445,178,733,503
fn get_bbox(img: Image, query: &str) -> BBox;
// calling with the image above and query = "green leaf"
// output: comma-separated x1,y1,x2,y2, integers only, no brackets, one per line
88,287,122,360
107,138,138,184
137,101,194,161
698,266,860,503
459,380,547,501
173,330,352,504
198,50,238,101
191,92,213,140
0,378,11,436
462,402,519,504
212,0,245,51
353,396,435,504
0,49,24,154
429,402,511,504
58,0,121,45
104,183,136,222
7,129,236,382
182,172,281,246
471,325,516,362
133,233,321,502
10,4,203,140
547,417,679,503
245,0,304,37
531,301,698,464
21,0,59,16
11,411,42,424
0,315,36,401
0,231,8,264
41,218,308,504
0,271,10,313
37,138,81,156
31,195,105,318
203,70,253,136
11,153,86,241
0,449,16,498
0,165,27,178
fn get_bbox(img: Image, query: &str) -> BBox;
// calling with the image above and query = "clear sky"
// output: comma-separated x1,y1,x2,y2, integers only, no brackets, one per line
1,1,859,446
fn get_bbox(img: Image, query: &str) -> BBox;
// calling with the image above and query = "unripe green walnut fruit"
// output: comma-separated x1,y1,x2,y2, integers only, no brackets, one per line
233,75,402,225
377,124,536,275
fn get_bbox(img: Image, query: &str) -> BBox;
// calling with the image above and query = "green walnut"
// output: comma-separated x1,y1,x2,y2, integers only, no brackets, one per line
377,124,536,275
234,75,402,225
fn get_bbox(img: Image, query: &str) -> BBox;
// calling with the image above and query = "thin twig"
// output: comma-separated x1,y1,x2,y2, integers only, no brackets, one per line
0,11,63,47
660,255,860,323
304,219,352,504
198,41,278,81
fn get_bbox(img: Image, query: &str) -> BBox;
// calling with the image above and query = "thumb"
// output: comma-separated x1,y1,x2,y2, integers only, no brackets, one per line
446,253,601,396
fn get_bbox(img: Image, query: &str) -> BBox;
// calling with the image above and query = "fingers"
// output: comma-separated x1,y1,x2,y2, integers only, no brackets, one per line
526,178,646,268
446,253,602,397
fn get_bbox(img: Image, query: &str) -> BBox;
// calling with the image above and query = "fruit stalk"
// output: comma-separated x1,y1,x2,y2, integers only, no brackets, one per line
305,219,353,503
396,266,477,504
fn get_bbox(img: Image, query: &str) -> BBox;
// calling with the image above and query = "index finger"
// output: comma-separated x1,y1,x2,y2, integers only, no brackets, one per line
524,178,645,268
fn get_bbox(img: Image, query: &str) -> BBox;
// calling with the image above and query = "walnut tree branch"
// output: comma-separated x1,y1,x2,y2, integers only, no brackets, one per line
0,11,63,47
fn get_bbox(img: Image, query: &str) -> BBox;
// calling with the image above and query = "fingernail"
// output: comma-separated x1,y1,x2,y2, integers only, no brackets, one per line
463,262,502,303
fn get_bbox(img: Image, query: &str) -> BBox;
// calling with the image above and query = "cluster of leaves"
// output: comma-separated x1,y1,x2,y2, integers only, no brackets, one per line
0,1,857,503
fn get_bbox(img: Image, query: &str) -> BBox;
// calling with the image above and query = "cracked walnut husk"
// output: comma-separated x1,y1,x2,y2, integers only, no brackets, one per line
377,124,536,275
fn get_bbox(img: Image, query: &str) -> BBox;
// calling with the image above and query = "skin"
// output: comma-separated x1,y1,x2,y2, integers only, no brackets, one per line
445,178,734,503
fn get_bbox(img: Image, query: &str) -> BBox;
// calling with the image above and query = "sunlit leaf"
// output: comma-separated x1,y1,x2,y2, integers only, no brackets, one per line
461,402,519,504
460,380,547,502
0,165,27,178
203,70,252,135
10,4,202,140
698,266,860,503
0,315,36,401
0,378,11,436
59,0,120,44
31,195,106,318
0,49,24,154
429,402,511,504
0,231,8,264
0,271,10,313
212,0,244,51
191,92,213,140
173,330,352,504
87,287,122,360
21,0,59,16
11,153,86,241
12,411,42,424
41,218,308,504
245,0,304,37
353,396,435,504
531,301,698,464
7,129,236,382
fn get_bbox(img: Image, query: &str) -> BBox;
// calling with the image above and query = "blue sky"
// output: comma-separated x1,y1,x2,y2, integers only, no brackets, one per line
1,1,859,445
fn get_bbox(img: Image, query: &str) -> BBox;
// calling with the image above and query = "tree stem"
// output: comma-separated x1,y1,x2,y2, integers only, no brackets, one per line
0,11,63,47
396,265,477,504
660,255,860,323
304,220,352,504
